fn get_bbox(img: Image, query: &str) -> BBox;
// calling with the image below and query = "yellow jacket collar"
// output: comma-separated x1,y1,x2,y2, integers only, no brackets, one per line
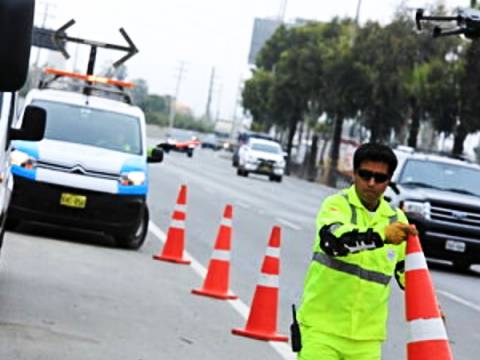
344,185,397,217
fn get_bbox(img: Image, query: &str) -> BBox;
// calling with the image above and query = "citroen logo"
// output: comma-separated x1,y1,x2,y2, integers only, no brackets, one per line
70,165,86,174
452,210,468,220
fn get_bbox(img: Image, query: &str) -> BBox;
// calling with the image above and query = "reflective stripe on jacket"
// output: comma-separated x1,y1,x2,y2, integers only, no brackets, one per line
298,185,408,341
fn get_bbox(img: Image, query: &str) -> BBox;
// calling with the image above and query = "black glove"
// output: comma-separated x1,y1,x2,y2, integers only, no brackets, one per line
320,226,383,257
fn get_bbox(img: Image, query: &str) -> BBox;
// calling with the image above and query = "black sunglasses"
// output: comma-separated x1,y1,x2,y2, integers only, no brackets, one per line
357,169,390,183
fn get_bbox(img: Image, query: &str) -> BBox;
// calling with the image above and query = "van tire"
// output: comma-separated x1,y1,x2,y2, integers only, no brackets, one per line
5,216,20,231
115,206,149,250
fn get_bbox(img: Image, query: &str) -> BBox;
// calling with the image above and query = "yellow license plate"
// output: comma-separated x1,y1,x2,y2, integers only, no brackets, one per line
60,193,87,209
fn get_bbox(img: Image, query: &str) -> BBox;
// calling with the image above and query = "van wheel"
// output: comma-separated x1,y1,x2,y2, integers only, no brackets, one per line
114,207,149,250
187,150,193,158
5,216,20,231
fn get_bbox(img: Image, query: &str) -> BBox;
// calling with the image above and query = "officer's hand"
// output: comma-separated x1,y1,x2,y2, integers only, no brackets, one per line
384,222,418,245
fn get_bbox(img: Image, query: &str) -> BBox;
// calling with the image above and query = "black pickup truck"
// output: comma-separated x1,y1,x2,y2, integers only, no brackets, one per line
385,148,480,272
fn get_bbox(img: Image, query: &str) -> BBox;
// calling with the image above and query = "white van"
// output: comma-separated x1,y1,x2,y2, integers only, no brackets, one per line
7,70,163,249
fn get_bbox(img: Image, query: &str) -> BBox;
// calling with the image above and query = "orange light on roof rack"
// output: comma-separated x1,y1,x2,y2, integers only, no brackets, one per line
44,68,135,89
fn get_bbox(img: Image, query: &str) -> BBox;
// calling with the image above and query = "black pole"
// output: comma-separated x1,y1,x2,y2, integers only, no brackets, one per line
84,45,97,96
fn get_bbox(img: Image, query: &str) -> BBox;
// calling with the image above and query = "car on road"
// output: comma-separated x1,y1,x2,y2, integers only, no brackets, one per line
232,131,276,167
385,148,480,271
236,138,285,182
7,68,163,250
163,128,199,157
200,133,219,150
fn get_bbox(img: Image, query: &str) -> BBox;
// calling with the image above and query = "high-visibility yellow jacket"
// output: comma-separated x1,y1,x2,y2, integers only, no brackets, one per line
298,185,408,341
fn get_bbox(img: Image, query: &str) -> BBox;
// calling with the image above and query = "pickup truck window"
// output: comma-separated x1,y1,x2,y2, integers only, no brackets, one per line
399,159,480,197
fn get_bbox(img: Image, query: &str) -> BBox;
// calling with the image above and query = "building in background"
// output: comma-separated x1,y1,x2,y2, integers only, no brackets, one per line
247,17,316,65
248,18,282,65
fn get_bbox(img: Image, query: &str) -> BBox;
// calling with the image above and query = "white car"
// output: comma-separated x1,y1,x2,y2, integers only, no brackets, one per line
237,138,285,182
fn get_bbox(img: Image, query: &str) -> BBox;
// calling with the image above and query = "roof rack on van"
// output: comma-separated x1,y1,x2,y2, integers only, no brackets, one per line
40,68,134,104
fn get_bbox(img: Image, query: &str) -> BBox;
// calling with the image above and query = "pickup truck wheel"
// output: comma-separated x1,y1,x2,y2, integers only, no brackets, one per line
454,260,471,272
115,207,149,250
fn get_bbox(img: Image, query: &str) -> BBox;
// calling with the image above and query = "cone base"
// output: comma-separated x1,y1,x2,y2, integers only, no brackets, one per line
192,288,238,300
232,328,289,342
152,254,191,265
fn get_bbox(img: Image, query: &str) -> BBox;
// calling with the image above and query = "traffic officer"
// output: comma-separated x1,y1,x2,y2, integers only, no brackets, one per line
296,143,416,360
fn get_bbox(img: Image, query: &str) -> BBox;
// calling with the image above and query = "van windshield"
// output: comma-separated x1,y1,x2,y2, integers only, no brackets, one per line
33,100,142,155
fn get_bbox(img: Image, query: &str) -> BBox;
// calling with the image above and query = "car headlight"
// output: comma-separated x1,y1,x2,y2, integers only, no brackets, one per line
246,154,257,163
120,171,146,186
277,159,286,168
10,150,37,169
401,200,430,219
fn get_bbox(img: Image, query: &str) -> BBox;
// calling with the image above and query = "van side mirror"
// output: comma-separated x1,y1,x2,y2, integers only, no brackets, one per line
9,105,46,141
0,0,35,91
148,147,164,163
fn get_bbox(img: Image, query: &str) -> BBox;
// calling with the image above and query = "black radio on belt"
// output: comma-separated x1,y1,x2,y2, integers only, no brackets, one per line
290,304,302,352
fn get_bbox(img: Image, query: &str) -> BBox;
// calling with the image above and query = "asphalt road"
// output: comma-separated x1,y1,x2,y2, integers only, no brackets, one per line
0,143,479,360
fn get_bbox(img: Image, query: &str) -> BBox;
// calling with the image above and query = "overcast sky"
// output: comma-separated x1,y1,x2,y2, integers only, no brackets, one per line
35,0,469,119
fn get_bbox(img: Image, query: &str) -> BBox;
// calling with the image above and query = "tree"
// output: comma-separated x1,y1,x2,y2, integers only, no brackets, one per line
130,78,149,109
457,39,480,155
242,69,274,131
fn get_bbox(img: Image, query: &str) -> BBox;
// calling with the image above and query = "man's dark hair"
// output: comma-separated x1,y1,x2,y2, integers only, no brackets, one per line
353,143,398,176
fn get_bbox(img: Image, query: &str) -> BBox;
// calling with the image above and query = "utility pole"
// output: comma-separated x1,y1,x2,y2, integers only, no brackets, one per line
168,61,187,131
204,67,216,122
355,0,362,26
278,0,288,23
215,83,223,124
34,1,56,68
230,78,243,140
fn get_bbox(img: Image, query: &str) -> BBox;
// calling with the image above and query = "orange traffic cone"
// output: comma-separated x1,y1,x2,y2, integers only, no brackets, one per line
405,232,453,360
153,184,191,265
232,226,288,342
192,204,238,300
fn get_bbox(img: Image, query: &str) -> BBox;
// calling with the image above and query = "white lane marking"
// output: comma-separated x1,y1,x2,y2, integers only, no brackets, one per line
276,218,302,231
148,221,295,360
437,289,480,313
235,201,251,209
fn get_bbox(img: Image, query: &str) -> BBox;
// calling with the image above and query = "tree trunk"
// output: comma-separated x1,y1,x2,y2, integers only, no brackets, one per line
408,103,420,148
452,123,467,156
307,133,319,182
325,114,344,187
285,118,299,175
301,125,312,177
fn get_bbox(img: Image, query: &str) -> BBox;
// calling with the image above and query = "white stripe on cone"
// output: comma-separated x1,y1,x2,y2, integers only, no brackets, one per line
211,249,231,261
257,273,279,288
221,218,232,227
265,246,280,258
174,204,187,212
408,318,448,343
406,252,429,271
170,219,185,229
